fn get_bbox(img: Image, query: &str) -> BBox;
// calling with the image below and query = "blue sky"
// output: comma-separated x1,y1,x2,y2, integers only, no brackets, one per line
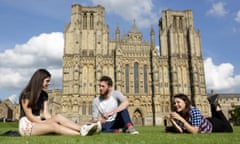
0,0,240,102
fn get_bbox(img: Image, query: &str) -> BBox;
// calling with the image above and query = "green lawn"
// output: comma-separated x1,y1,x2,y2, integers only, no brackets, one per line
0,122,240,144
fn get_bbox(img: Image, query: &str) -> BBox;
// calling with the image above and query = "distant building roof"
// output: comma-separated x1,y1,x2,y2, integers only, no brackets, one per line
207,93,240,99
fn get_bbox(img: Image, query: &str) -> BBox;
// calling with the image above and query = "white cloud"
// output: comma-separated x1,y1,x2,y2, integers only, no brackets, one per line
207,2,228,17
0,68,27,89
91,0,158,28
8,94,18,104
204,58,240,93
235,10,240,23
0,32,63,68
0,32,64,92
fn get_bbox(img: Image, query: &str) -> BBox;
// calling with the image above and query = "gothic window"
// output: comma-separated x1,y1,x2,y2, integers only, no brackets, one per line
125,64,129,93
173,16,177,30
82,50,87,56
88,104,92,115
179,16,183,30
90,13,94,29
89,50,94,56
173,16,184,31
82,102,86,115
134,63,139,93
144,65,148,93
83,13,87,29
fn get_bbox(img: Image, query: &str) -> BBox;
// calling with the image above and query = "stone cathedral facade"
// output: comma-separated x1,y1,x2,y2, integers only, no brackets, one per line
48,4,210,126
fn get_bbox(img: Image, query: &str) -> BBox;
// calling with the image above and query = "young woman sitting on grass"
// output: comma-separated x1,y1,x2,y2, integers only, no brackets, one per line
167,93,233,134
18,69,100,136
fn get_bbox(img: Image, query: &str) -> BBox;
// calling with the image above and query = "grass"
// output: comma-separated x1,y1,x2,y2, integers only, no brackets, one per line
1,122,240,144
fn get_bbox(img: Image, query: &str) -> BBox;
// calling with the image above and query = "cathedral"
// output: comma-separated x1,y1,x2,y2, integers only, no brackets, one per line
48,3,210,126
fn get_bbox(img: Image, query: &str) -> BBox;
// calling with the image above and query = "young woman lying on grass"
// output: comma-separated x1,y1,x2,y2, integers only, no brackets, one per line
167,93,233,134
19,69,101,136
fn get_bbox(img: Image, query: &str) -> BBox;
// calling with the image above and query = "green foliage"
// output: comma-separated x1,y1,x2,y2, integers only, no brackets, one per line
0,122,240,144
230,106,240,125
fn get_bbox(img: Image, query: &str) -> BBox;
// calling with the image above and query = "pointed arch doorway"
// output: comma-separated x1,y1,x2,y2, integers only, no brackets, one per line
132,109,143,126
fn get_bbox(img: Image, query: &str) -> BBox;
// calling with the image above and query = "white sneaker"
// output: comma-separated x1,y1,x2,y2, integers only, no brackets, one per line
95,121,102,133
126,126,139,135
80,123,98,136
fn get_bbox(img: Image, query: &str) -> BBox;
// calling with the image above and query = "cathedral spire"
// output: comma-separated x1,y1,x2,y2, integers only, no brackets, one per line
150,25,155,36
116,25,120,34
150,25,155,47
115,25,120,42
133,19,137,32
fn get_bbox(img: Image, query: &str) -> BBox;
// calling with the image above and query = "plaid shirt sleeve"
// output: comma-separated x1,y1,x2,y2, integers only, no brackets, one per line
189,107,202,126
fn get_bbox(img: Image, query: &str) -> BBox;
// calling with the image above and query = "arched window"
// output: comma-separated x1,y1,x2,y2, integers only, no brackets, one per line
125,64,129,93
83,13,87,29
134,63,139,93
144,65,148,93
82,102,86,115
88,104,92,115
90,13,94,29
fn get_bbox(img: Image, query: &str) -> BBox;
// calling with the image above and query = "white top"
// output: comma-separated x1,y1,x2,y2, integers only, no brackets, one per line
92,90,126,122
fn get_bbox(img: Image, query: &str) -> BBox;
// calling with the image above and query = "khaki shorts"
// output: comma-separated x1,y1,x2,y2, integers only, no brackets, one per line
19,117,34,136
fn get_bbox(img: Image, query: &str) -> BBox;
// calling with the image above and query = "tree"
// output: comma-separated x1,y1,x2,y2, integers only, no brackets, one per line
229,106,240,125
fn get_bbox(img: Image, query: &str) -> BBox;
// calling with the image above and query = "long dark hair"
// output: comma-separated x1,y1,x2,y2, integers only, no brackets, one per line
173,93,192,121
19,69,51,108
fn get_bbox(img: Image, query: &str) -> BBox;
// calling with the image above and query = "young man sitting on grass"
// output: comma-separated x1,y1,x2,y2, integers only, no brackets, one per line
91,76,139,134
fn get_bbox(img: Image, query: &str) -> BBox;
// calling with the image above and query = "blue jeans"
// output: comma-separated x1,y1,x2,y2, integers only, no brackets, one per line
102,109,132,132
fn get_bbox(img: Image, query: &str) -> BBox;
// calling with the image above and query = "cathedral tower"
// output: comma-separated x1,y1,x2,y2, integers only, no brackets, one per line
159,10,209,115
59,4,209,124
62,4,110,121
